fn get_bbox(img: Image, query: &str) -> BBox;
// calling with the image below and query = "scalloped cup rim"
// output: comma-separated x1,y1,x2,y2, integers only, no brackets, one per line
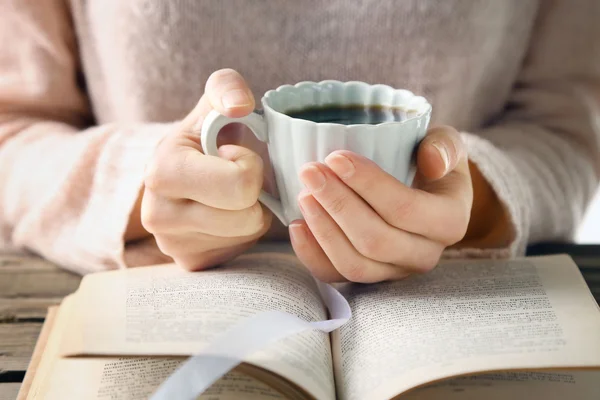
262,80,432,128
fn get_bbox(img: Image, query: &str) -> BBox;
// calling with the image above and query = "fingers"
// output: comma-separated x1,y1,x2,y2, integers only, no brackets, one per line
142,190,271,238
417,125,468,180
149,69,263,210
414,126,472,203
291,125,472,283
299,163,444,267
289,221,345,283
154,231,253,261
324,151,471,245
145,142,264,210
205,68,255,118
180,95,214,138
141,68,268,272
297,192,412,283
159,237,258,271
180,68,255,139
147,206,270,271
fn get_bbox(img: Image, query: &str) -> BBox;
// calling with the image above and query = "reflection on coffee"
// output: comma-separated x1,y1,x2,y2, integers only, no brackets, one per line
286,104,410,125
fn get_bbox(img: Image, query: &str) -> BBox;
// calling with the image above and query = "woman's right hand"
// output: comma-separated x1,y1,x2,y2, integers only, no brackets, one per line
141,69,272,271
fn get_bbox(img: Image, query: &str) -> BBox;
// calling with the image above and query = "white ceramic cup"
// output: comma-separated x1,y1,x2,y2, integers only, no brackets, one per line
201,80,431,226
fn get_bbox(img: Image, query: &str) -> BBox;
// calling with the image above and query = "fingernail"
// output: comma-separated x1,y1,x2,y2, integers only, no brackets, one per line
300,165,326,192
432,141,450,173
298,192,321,217
325,153,355,179
222,89,252,109
289,223,306,246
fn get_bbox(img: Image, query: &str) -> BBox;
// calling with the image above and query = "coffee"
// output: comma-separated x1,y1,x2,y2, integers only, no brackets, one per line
286,104,408,125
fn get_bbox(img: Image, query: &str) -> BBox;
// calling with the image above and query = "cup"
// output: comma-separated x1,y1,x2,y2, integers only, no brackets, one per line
200,80,431,226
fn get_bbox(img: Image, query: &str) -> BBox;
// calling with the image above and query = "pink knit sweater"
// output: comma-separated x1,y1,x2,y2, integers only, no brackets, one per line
1,0,599,274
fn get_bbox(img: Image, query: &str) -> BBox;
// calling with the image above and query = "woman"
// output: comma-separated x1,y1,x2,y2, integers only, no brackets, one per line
0,0,598,282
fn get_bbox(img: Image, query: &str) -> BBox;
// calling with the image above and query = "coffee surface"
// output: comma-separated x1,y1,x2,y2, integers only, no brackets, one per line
286,104,407,125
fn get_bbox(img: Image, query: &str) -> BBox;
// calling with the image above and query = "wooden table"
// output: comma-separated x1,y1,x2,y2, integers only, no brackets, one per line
1,244,599,399
0,251,81,400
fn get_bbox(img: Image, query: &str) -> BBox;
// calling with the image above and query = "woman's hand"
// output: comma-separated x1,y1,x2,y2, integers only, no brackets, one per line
141,69,272,270
289,126,474,283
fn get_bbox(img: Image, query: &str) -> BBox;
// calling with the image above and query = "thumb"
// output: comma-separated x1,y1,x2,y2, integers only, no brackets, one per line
415,126,473,214
178,68,255,146
416,125,468,181
205,68,255,118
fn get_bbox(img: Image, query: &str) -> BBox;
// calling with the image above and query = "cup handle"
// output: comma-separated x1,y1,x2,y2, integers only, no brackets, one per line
200,110,287,225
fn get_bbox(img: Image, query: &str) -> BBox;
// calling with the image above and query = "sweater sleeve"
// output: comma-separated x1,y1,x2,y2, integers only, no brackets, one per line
446,0,600,258
0,0,175,274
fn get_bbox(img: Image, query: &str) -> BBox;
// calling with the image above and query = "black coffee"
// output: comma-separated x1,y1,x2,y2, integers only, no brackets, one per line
286,104,408,125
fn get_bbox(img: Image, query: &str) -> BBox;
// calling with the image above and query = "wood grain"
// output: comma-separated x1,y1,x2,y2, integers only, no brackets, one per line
0,298,62,321
0,383,21,400
0,252,80,299
0,323,43,372
0,252,75,381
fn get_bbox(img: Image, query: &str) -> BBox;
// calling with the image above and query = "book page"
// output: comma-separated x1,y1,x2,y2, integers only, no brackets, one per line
61,253,335,400
26,298,304,399
27,295,78,400
332,255,600,400
41,358,297,400
17,306,58,400
401,370,600,400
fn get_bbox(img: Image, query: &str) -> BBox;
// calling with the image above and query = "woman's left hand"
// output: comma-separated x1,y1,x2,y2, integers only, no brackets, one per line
289,125,473,283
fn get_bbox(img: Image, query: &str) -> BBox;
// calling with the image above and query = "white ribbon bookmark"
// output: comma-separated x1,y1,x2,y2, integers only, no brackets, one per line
150,281,351,400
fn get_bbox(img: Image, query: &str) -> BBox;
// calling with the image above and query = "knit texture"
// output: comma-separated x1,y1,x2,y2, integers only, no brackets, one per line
0,0,599,274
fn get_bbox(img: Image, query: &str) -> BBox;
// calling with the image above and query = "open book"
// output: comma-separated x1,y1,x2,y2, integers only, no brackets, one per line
19,252,600,400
